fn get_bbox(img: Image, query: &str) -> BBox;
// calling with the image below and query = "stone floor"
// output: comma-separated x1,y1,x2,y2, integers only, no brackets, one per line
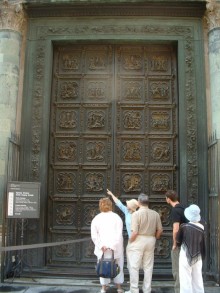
0,278,219,293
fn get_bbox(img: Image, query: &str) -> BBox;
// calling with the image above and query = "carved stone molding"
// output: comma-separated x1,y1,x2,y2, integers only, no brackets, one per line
25,2,206,18
0,0,26,34
205,0,220,30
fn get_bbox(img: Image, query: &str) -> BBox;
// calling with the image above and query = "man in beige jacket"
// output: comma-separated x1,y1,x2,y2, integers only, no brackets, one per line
125,194,163,293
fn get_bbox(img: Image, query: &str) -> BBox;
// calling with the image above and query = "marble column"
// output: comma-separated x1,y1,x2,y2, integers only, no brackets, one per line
205,0,220,139
0,0,26,222
205,1,220,284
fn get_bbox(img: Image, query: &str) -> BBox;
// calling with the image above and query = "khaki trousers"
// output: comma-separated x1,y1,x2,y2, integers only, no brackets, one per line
126,235,156,293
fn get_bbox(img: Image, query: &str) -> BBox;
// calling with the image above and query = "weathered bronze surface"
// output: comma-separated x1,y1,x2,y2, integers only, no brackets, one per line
47,44,177,274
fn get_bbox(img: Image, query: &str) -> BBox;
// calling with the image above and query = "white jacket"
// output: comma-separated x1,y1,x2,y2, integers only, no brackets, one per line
91,211,124,259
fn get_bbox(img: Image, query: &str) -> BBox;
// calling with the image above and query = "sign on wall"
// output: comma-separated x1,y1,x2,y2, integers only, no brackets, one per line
7,181,40,219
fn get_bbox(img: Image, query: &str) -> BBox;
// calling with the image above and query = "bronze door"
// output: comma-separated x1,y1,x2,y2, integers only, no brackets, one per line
48,44,178,273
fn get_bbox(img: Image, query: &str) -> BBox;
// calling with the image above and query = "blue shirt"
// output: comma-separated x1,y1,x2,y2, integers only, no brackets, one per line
116,199,132,238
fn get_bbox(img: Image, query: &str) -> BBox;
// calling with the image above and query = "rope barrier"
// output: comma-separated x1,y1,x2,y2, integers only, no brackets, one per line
0,237,91,252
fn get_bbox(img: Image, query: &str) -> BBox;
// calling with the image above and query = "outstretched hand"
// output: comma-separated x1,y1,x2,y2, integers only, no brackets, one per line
107,189,113,197
106,189,118,203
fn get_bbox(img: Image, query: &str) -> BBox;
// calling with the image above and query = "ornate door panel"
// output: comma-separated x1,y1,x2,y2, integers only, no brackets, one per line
114,45,177,197
48,44,177,273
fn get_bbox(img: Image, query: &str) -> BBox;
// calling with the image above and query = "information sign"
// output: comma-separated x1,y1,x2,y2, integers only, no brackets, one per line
7,181,40,219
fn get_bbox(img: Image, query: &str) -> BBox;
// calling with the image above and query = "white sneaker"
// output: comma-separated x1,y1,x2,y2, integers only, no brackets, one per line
125,291,132,293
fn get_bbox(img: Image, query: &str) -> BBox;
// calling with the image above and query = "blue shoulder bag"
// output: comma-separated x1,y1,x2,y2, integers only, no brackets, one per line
96,249,120,278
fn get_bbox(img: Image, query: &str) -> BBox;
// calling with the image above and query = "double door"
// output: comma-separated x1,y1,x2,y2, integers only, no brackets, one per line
47,44,177,272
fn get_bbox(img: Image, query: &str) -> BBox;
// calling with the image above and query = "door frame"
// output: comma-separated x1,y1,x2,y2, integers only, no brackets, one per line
20,12,208,276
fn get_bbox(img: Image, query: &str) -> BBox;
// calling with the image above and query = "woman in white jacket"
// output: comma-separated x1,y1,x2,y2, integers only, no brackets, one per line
91,197,124,293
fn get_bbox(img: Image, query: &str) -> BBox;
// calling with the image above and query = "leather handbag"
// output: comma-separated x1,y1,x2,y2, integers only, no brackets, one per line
96,249,120,278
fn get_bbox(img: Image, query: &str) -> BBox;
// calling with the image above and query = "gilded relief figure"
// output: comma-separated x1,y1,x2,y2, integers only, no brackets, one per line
87,111,105,128
150,82,169,99
123,174,142,192
124,111,142,129
123,54,142,70
59,110,77,129
57,141,76,161
62,54,80,70
56,205,74,225
123,142,142,162
151,142,170,162
151,174,170,192
150,56,168,71
86,142,104,161
89,55,106,70
151,112,170,130
86,173,104,192
57,172,74,192
60,81,78,99
88,84,105,99
124,81,141,100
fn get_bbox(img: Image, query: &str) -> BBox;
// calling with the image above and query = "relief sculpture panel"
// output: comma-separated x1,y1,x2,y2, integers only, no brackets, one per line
59,51,82,73
121,79,144,102
55,104,79,133
56,140,77,162
149,79,171,103
59,80,80,101
123,110,143,130
87,110,105,129
86,141,105,162
123,141,142,162
150,140,172,164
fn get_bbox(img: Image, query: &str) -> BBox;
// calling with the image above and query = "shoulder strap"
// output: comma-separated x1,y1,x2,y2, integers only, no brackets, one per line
102,249,115,259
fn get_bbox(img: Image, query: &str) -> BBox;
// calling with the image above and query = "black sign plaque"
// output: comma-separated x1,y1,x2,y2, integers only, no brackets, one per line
7,181,40,219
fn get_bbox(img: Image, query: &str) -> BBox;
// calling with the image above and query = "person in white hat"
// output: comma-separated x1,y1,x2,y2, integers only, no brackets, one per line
176,204,206,293
107,189,139,238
